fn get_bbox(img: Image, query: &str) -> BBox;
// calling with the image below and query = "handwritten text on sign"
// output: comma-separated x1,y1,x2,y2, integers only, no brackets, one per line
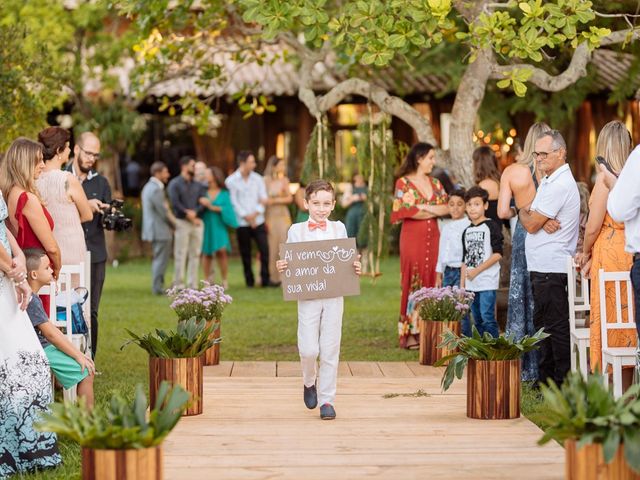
279,238,360,301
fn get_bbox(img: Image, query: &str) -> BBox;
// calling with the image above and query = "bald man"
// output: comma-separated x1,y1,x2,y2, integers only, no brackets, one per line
67,132,111,359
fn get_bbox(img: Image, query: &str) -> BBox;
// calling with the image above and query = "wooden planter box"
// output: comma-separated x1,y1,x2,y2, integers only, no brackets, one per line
149,356,203,416
81,446,162,480
203,320,221,366
565,440,640,480
467,358,520,420
418,318,460,366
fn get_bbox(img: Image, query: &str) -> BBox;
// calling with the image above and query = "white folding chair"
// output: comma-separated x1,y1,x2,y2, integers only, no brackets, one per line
599,269,637,398
568,257,590,378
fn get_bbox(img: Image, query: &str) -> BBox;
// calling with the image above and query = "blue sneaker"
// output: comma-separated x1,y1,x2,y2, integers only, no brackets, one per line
320,403,336,420
303,384,318,409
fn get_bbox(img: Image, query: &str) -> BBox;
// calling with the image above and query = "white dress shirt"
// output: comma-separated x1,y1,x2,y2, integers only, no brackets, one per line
225,169,267,227
525,163,580,274
436,217,471,273
287,220,347,244
608,145,640,254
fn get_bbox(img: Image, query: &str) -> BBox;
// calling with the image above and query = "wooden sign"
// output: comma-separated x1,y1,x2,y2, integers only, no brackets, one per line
279,238,360,301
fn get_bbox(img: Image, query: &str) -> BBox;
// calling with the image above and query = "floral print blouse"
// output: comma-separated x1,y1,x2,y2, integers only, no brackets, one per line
391,176,448,223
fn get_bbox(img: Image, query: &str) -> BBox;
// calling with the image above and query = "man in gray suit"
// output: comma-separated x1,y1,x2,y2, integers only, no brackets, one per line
141,161,175,295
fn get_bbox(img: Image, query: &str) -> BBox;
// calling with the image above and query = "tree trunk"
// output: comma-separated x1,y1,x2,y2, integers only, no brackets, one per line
448,51,492,187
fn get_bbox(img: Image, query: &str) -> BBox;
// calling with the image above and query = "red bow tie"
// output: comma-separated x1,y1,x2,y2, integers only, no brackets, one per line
308,220,327,231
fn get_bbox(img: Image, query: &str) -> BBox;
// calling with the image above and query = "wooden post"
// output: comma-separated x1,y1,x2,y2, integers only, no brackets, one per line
418,319,461,366
81,446,163,480
565,440,640,480
149,356,203,416
466,359,521,420
203,320,221,366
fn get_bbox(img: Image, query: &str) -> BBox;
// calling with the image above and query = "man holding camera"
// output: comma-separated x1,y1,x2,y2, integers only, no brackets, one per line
67,132,111,359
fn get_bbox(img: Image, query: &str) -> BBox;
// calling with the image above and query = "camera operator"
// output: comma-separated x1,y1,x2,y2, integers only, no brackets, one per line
67,132,111,359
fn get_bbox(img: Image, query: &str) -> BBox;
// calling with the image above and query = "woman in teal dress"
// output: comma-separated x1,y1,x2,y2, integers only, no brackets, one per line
342,173,368,244
201,166,237,289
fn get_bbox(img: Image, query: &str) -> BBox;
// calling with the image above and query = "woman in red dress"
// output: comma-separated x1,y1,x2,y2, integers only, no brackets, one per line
0,138,61,312
391,143,449,349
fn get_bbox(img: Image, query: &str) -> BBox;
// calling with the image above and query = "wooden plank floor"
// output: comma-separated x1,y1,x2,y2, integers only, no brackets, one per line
165,362,563,479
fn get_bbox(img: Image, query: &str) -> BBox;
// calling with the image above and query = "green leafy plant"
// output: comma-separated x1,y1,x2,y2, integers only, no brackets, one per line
122,317,218,358
435,327,549,390
36,382,189,449
537,371,640,473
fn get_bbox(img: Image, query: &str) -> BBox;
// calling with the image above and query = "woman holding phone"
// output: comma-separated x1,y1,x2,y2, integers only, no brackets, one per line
578,120,637,375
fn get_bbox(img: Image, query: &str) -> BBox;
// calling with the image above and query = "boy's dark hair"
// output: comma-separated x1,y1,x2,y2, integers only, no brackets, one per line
464,186,489,204
236,150,254,165
449,187,466,200
179,156,194,167
24,248,47,274
305,179,335,200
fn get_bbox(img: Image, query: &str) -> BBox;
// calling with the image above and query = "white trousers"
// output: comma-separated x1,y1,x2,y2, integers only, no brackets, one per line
173,219,204,289
297,297,344,406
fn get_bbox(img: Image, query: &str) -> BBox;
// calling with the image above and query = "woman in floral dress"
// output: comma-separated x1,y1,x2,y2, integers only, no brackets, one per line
391,143,449,349
0,190,61,476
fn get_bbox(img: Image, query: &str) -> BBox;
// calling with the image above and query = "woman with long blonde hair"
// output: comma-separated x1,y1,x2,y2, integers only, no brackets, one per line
264,155,292,284
496,122,551,382
0,137,61,283
579,120,636,377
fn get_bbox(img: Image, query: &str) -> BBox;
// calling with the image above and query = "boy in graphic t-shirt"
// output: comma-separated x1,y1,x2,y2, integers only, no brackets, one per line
460,186,504,337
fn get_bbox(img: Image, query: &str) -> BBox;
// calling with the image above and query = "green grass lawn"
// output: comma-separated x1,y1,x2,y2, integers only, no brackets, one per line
23,256,546,479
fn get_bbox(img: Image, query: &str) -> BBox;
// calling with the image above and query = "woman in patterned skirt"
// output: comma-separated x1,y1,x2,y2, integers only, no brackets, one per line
0,190,61,476
498,122,549,382
391,143,448,349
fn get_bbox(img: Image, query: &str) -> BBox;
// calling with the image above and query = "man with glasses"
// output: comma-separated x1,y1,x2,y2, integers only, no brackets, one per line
67,132,111,359
518,129,580,387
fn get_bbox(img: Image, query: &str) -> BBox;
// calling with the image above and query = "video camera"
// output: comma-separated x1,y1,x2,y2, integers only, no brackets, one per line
101,199,133,232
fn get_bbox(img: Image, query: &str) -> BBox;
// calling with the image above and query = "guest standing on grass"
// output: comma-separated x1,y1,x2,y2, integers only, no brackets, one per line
168,156,205,289
472,146,503,225
226,150,275,288
200,166,237,289
497,122,550,382
578,121,636,374
519,129,580,386
67,132,112,358
0,138,61,318
276,179,362,420
37,126,93,266
0,191,61,476
391,143,449,349
601,144,640,343
460,187,504,338
264,156,292,286
141,161,175,295
435,187,470,288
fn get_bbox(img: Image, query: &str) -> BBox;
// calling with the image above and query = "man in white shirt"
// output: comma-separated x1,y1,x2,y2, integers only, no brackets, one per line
600,145,640,339
225,151,274,287
519,129,580,386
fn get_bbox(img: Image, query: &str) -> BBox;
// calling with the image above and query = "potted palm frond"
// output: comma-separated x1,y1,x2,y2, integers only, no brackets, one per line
123,317,216,416
409,286,474,365
167,282,232,366
435,327,548,419
538,371,640,479
37,382,189,480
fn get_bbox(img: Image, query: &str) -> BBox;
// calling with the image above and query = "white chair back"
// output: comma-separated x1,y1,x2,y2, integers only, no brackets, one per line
567,256,590,331
599,269,636,354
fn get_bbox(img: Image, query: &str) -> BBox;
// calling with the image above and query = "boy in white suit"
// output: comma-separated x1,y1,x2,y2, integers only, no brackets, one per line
277,179,361,420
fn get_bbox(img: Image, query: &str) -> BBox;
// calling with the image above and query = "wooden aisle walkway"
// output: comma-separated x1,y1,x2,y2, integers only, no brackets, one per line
163,362,563,479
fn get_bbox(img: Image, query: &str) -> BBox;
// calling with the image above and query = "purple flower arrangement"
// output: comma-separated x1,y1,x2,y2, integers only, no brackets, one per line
408,286,474,323
167,282,233,322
